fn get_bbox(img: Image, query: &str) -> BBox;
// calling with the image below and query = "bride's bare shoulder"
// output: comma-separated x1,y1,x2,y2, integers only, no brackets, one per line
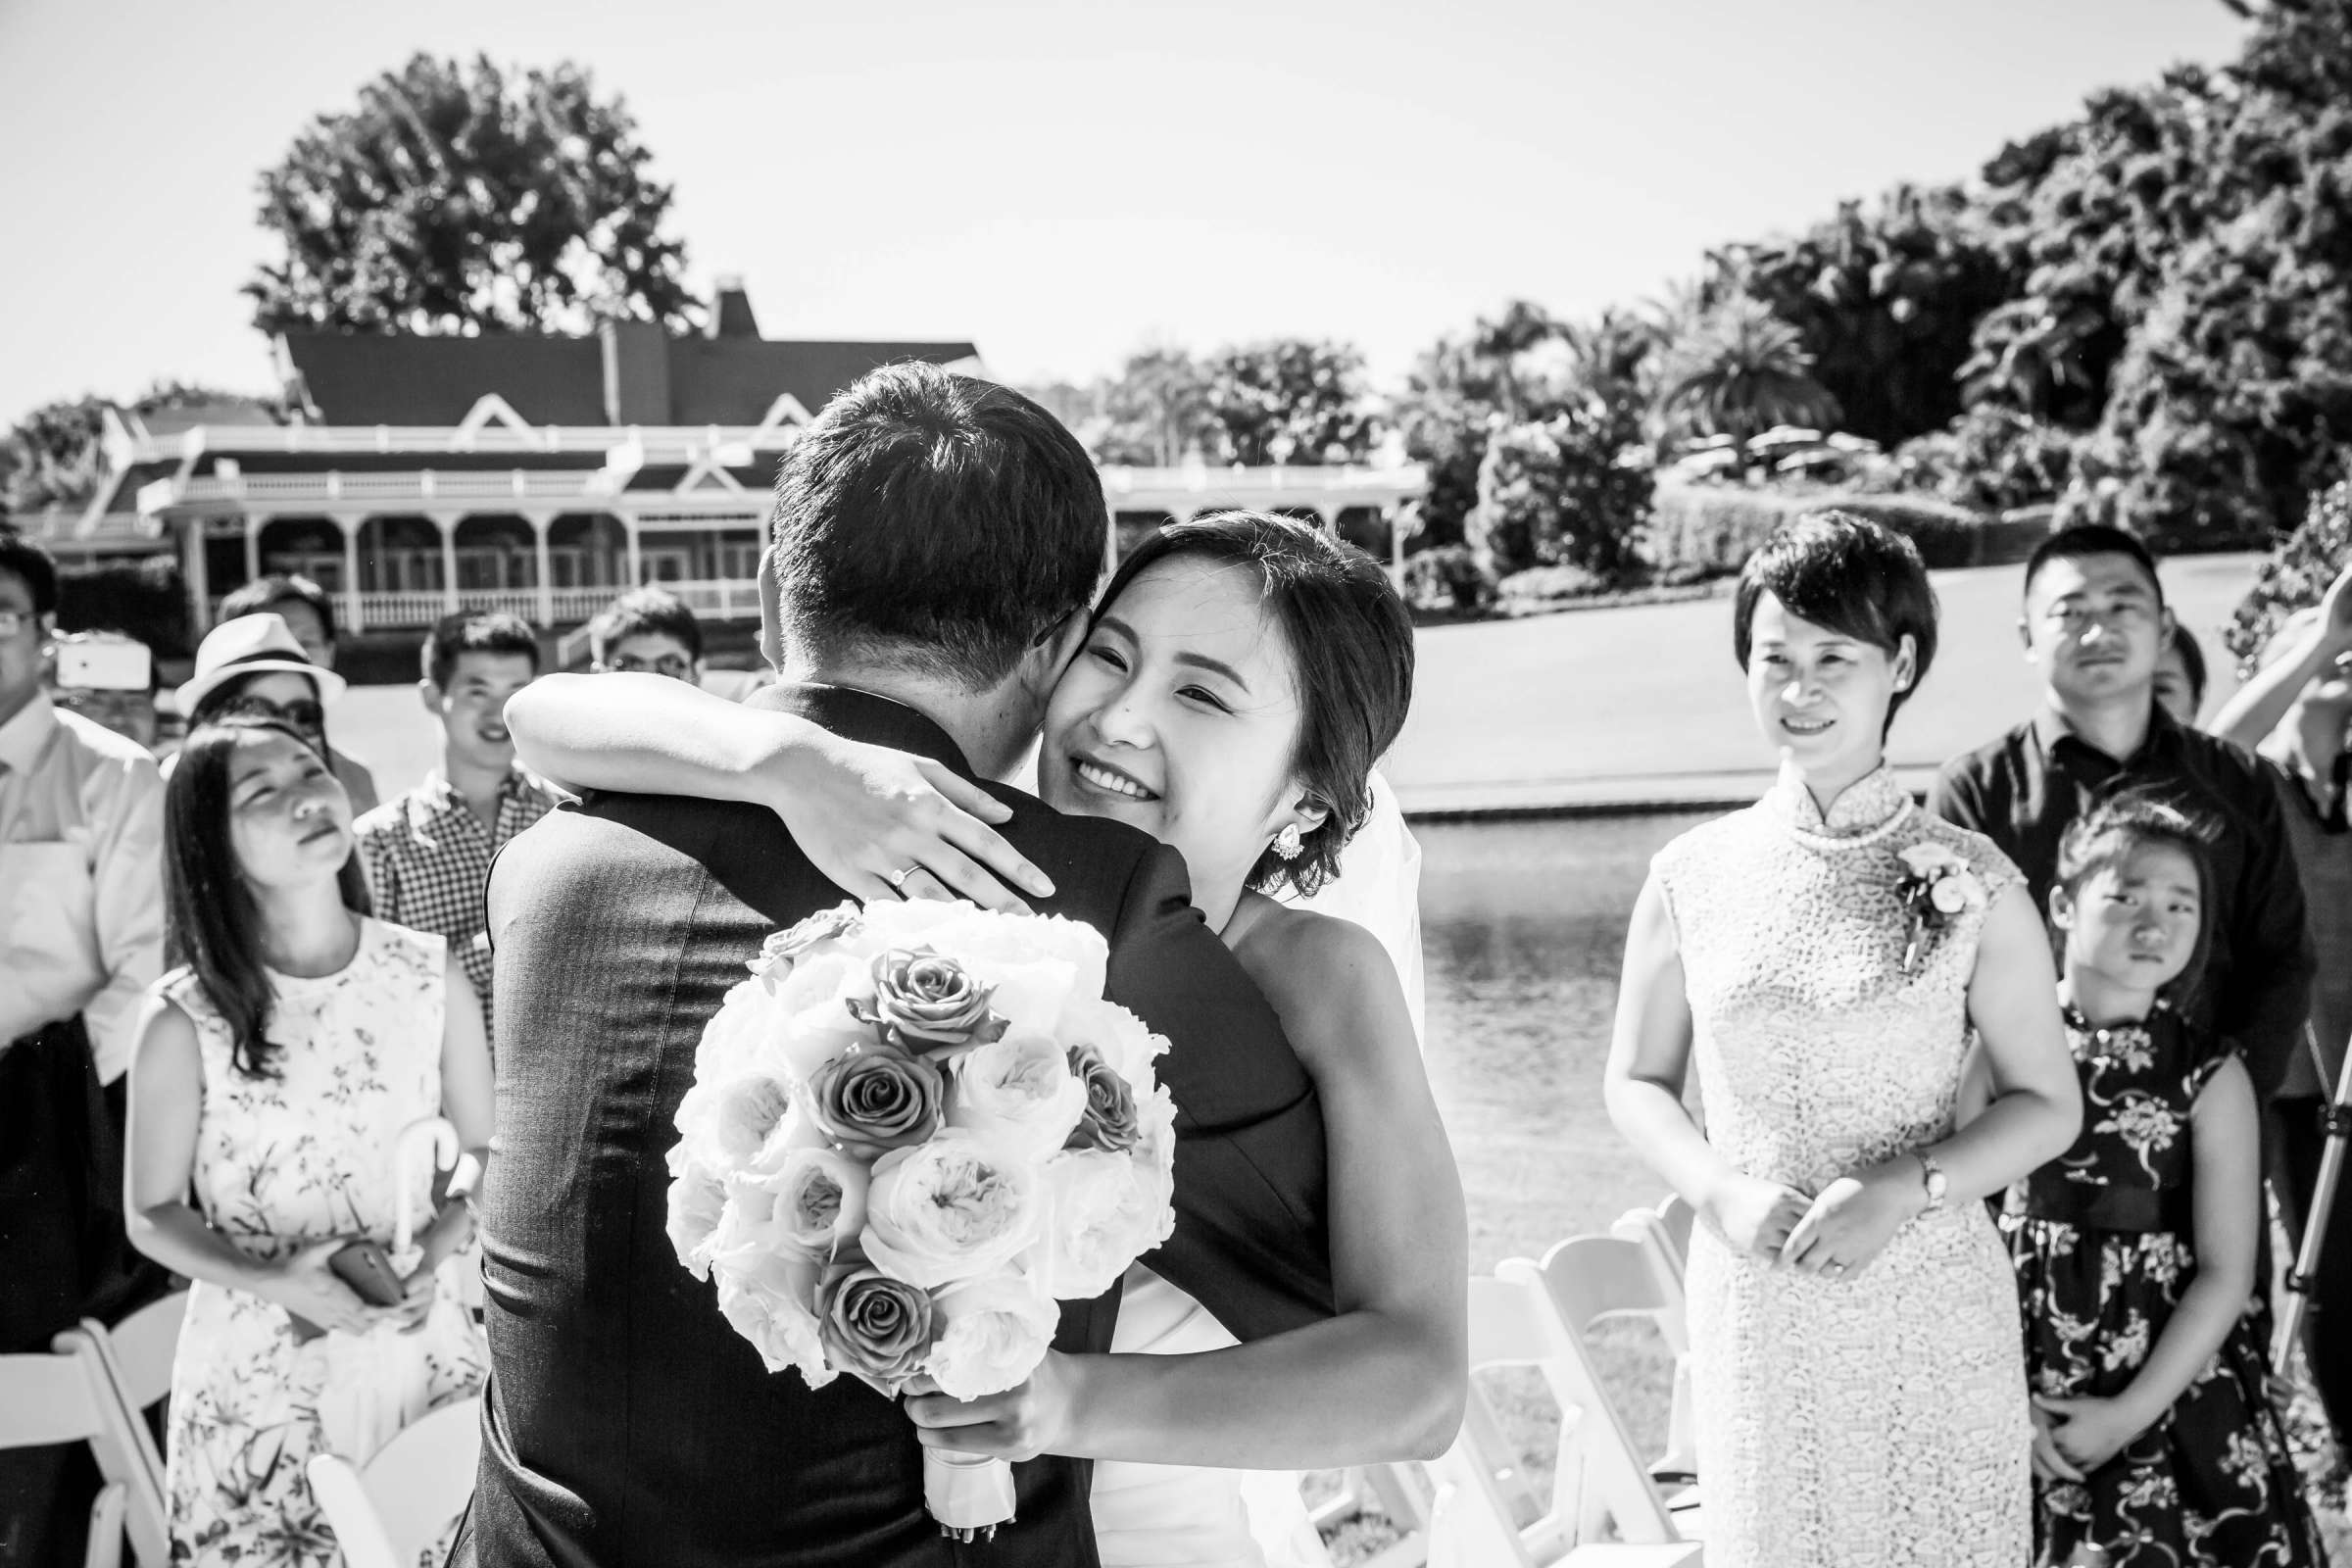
1228,895,1409,1067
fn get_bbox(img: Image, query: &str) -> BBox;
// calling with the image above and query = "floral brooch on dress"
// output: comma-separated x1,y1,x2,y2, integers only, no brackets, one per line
1894,842,1989,974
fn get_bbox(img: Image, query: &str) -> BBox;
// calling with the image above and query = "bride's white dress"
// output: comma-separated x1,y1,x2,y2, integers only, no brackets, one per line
1089,771,1422,1568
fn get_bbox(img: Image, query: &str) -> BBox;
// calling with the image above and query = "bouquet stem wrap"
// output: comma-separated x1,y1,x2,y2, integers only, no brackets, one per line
924,1449,1017,1540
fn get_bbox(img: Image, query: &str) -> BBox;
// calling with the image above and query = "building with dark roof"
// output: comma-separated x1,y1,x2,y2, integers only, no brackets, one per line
68,281,1423,639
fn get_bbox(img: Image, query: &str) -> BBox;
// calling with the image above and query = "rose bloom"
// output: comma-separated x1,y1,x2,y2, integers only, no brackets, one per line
1929,876,1969,915
750,904,863,983
1025,1148,1175,1300
665,1156,730,1277
924,1269,1060,1399
805,1044,946,1158
711,1073,794,1163
861,1129,1044,1290
742,1144,870,1258
948,1033,1090,1160
818,1266,937,1387
1063,1041,1141,1153
714,1250,830,1386
852,949,1005,1054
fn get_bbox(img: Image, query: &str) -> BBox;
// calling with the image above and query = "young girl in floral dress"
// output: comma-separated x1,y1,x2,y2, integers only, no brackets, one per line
2003,796,2323,1566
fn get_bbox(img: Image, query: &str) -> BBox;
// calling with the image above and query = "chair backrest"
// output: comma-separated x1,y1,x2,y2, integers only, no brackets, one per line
1497,1256,1681,1547
5,1340,160,1568
0,1352,112,1449
101,1294,187,1412
1426,1268,1683,1567
306,1398,483,1568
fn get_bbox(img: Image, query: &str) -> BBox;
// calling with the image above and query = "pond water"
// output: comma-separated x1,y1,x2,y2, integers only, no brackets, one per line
1415,812,1717,1270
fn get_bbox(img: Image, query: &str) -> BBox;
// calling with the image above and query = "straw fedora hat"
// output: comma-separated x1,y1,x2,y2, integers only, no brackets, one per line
176,612,349,714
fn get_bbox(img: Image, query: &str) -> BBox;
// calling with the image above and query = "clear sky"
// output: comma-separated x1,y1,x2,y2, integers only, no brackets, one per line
0,0,2247,426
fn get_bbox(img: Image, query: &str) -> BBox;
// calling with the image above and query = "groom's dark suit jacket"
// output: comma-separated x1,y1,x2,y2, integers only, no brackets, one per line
461,684,1335,1568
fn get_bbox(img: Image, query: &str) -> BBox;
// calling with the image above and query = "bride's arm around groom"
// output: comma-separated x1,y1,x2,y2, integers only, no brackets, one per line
908,901,1467,1470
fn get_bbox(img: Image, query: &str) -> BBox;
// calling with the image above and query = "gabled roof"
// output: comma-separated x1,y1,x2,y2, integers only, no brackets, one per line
275,323,985,429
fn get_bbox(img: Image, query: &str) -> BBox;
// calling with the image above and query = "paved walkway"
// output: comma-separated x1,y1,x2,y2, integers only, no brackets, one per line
330,553,2266,814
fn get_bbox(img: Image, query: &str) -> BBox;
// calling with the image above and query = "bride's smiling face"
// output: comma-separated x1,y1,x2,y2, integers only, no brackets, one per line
1042,556,1321,899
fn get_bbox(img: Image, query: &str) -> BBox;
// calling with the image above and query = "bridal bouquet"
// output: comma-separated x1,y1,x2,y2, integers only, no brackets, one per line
663,899,1178,1539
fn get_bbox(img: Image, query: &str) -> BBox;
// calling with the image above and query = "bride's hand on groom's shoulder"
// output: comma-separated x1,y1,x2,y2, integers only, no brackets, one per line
902,1349,1081,1462
767,733,1055,912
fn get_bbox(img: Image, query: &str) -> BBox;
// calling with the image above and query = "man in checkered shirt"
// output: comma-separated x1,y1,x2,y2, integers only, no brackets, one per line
357,612,560,1007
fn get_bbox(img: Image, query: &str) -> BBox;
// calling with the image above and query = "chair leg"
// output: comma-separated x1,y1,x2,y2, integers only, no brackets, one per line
83,1482,125,1568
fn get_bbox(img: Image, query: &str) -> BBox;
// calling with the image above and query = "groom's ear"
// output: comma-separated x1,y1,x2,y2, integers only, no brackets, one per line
1025,609,1090,693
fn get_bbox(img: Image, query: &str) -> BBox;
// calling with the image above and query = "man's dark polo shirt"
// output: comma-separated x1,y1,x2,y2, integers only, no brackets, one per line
1928,703,2316,1101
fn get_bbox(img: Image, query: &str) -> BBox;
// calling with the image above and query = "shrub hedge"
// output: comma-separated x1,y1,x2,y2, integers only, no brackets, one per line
1642,484,2001,573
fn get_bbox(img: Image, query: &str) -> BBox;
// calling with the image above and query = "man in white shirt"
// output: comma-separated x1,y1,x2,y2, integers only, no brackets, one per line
0,527,167,1563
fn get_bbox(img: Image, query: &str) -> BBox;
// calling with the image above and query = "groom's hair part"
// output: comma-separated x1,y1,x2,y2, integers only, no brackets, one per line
1098,511,1414,899
767,362,1105,690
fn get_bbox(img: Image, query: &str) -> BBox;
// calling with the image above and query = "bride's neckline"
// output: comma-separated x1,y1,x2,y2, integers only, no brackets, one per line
1765,760,1913,850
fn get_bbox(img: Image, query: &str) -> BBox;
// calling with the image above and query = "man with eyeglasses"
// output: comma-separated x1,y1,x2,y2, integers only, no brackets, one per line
0,526,168,1564
1929,523,2314,1103
587,586,705,683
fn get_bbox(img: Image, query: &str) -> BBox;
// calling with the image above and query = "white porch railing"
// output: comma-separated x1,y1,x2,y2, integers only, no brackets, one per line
209,581,766,634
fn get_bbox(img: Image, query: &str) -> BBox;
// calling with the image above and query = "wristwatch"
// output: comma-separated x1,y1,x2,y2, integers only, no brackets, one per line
1917,1152,1948,1214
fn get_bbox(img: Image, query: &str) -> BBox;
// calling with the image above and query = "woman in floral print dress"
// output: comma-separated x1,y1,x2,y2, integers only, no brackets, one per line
124,717,492,1566
2002,796,2322,1567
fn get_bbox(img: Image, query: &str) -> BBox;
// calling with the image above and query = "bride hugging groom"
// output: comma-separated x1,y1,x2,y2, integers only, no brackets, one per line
455,363,1469,1567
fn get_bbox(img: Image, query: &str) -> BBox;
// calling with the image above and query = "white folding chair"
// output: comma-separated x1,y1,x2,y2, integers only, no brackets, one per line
69,1292,187,1567
1423,1270,1699,1568
1534,1234,1702,1539
0,1342,150,1568
304,1397,482,1568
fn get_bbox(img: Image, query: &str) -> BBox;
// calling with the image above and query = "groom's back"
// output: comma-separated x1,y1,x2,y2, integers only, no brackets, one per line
473,777,1119,1568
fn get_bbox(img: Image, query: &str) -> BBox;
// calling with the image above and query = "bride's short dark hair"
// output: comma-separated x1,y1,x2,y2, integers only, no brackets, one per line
1732,511,1940,728
1093,511,1414,898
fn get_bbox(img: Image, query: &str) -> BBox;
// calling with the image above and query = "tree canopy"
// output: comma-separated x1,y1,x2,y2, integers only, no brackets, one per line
246,53,699,335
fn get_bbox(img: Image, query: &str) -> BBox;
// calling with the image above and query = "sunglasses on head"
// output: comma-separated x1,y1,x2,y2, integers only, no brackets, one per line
219,694,326,733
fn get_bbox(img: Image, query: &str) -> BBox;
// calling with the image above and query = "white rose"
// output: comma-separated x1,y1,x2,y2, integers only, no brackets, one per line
860,1129,1044,1290
1025,1148,1176,1300
711,1249,833,1387
664,1158,729,1276
948,1033,1090,1160
1929,876,1969,914
711,1073,794,1163
755,951,869,1083
733,1144,870,1259
694,978,773,1080
924,1268,1060,1399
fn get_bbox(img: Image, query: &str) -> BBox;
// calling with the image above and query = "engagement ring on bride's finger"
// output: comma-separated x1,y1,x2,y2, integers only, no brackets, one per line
885,865,919,894
1825,1261,1847,1278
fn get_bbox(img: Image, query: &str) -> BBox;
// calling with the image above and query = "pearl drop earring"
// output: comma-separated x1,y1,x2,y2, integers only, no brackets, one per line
1272,824,1303,860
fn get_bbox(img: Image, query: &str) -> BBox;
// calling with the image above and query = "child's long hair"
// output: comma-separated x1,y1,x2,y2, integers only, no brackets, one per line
164,714,371,1078
2051,794,2218,1009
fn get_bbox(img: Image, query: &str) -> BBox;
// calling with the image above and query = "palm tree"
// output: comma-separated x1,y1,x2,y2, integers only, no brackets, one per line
1658,297,1841,466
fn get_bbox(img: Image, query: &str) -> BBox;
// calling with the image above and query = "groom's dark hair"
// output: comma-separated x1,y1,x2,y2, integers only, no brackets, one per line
767,362,1105,689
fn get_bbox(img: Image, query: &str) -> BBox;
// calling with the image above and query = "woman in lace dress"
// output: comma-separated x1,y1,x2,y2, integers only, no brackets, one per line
1603,513,2082,1567
124,717,492,1566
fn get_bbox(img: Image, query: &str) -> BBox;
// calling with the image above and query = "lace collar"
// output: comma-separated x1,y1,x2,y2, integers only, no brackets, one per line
1766,760,1913,850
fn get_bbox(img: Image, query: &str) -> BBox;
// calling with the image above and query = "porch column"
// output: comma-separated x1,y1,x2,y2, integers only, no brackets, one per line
527,512,556,627
331,513,368,635
1102,503,1118,572
242,513,262,583
429,512,464,614
623,518,643,585
1386,503,1405,581
183,516,213,635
